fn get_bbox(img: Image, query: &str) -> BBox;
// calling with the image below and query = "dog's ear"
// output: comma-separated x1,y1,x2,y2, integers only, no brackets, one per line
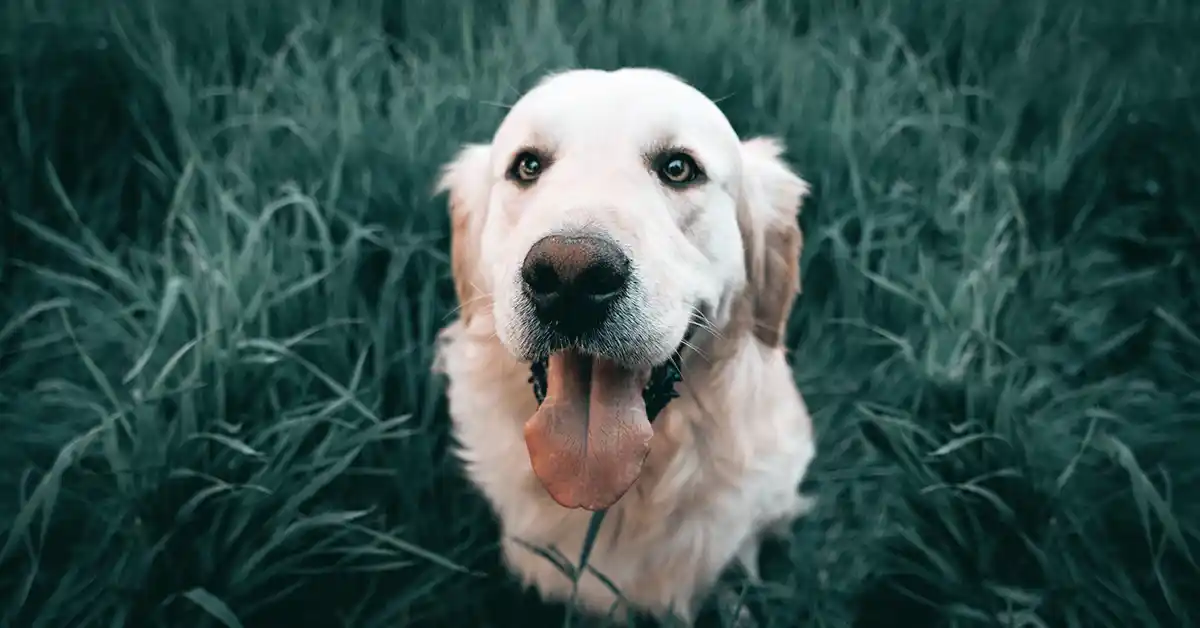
435,143,494,325
735,137,810,348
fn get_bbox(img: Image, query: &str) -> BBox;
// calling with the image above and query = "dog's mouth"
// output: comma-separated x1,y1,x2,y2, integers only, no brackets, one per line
523,320,696,511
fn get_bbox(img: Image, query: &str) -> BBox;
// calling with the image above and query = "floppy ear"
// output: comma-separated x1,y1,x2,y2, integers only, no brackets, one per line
735,137,811,348
435,143,494,325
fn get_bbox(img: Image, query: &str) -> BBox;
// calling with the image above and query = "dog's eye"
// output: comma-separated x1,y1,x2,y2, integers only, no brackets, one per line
508,151,545,184
656,153,701,186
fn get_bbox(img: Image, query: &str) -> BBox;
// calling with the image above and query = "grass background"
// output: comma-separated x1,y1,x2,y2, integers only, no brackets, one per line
1,0,1199,626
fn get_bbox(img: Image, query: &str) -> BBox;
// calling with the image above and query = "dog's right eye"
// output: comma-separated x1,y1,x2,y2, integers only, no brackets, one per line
653,151,705,188
508,151,545,184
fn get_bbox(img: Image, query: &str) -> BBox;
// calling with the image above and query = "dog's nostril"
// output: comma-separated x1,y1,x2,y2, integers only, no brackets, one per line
522,261,562,298
576,260,629,301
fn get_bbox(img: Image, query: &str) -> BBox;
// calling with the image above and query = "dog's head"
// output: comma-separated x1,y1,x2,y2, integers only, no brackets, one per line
438,68,809,510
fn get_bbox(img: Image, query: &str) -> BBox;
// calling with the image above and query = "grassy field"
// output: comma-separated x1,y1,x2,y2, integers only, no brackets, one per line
2,0,1199,626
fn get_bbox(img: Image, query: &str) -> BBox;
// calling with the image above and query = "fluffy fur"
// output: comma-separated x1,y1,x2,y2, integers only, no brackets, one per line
434,68,816,624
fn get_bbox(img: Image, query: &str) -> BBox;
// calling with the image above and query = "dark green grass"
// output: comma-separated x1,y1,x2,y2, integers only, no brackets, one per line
2,0,1199,626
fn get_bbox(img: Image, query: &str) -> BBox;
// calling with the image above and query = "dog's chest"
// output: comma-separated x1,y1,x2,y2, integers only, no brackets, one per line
444,375,759,616
461,403,762,618
437,327,814,618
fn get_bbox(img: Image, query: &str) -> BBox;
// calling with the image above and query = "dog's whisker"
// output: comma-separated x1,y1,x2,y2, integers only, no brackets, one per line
465,279,494,301
689,311,724,341
679,338,710,364
443,291,494,321
710,91,737,105
696,324,722,342
451,292,489,310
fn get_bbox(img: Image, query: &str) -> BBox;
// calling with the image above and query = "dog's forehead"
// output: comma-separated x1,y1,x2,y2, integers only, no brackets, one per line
492,69,739,155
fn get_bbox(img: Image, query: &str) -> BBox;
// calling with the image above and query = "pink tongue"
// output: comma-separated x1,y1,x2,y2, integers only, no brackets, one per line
523,350,654,511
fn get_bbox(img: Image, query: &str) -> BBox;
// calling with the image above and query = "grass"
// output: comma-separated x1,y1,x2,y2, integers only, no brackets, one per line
1,0,1198,626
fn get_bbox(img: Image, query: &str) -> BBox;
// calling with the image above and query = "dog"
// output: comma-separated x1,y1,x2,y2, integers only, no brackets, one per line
433,68,816,625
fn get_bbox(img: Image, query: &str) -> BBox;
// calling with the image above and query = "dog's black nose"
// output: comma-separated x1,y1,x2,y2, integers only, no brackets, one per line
521,234,631,335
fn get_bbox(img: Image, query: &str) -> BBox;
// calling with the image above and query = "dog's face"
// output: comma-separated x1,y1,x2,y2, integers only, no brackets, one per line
440,68,810,365
439,68,810,510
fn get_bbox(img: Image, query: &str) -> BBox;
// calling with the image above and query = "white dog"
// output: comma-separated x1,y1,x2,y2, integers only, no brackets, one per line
434,68,816,625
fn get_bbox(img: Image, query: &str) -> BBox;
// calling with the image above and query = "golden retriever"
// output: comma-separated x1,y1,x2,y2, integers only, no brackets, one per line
434,68,815,625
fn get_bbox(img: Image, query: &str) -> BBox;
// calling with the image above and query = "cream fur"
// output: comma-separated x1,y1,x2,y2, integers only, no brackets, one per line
434,68,816,624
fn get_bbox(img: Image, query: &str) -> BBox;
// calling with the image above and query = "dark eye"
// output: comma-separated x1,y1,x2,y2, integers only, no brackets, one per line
508,151,544,183
656,153,701,186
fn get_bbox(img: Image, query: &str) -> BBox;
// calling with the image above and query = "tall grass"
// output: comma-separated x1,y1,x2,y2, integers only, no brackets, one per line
1,0,1198,626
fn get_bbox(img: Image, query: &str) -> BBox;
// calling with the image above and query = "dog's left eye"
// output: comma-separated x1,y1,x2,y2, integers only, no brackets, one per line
656,153,702,186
